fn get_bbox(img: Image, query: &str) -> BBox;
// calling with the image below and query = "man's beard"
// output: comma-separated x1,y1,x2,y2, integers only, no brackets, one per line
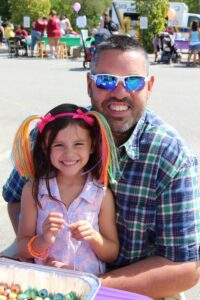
91,97,137,134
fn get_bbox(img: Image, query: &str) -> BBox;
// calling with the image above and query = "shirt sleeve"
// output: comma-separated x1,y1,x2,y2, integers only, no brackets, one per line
155,144,200,262
2,167,27,202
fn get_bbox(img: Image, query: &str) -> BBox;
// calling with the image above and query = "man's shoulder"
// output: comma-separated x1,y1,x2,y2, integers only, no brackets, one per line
143,110,197,164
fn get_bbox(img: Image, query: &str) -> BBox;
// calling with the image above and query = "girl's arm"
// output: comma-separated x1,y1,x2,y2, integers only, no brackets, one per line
17,181,38,258
70,188,119,262
18,182,65,260
93,188,119,262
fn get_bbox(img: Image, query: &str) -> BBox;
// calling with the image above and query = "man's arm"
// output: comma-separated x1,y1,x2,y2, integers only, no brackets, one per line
100,256,200,299
7,202,21,235
2,167,28,234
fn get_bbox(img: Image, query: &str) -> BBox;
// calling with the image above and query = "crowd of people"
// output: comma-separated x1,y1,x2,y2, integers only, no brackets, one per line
1,34,200,300
0,10,78,58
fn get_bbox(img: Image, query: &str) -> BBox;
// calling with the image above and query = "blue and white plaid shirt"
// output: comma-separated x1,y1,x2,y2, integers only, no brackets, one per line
3,109,200,267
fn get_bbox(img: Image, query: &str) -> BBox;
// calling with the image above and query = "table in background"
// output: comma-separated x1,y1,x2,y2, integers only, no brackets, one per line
42,36,82,47
95,286,152,300
175,40,189,51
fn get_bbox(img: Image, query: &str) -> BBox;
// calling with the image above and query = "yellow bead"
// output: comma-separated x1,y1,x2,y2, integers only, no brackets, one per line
9,292,17,299
0,295,7,300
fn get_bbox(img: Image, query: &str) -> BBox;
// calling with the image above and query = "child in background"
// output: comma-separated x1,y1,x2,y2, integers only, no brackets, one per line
152,33,161,63
13,104,119,274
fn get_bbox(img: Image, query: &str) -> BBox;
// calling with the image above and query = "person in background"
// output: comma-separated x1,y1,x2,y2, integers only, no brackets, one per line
15,24,28,56
15,24,28,38
152,33,161,62
4,22,15,46
0,23,5,47
12,103,119,273
47,10,61,59
101,12,118,34
60,14,71,36
187,20,200,67
31,17,47,57
2,35,200,300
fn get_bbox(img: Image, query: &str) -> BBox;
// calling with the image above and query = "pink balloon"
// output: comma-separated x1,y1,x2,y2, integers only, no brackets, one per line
73,2,81,13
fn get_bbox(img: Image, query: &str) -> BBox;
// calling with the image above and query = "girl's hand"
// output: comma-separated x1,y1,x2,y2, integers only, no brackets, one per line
69,220,96,244
45,257,73,270
42,212,65,245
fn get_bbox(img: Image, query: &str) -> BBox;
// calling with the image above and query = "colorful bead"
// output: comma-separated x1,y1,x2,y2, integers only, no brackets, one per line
0,286,4,295
35,297,43,300
17,293,28,300
53,293,64,300
39,289,48,298
11,285,21,294
0,284,78,300
4,289,11,296
65,291,77,300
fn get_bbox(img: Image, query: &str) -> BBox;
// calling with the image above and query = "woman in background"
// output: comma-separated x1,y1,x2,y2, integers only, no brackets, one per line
187,20,200,67
47,10,61,59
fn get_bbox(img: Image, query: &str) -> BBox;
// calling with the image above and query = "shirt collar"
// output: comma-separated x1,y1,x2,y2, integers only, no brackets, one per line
119,109,148,160
40,175,104,204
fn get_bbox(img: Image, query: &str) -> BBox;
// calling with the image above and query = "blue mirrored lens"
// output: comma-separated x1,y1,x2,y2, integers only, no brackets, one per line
125,77,145,91
96,75,117,90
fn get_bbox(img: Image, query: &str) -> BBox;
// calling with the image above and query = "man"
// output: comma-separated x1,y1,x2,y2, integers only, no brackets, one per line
2,35,200,300
102,12,118,34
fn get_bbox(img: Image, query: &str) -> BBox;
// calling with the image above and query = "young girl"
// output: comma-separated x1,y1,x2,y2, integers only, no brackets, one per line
13,104,119,274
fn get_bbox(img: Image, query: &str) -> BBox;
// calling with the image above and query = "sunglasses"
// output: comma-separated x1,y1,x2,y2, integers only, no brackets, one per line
90,73,150,92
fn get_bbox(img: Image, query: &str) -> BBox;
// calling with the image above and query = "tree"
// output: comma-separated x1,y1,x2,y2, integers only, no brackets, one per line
50,0,73,18
170,0,200,13
0,0,11,21
9,0,51,26
71,0,112,32
136,0,169,52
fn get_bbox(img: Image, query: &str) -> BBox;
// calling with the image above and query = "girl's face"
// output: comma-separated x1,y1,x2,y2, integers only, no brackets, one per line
50,123,93,179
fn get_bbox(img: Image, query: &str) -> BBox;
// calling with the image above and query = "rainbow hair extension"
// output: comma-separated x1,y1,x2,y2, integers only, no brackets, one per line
12,109,120,186
12,115,40,179
88,111,120,186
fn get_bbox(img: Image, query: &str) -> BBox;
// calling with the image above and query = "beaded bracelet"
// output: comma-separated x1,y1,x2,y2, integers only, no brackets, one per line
27,235,48,261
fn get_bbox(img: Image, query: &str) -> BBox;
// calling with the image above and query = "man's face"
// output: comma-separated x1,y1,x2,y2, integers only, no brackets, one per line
104,14,110,22
87,49,154,137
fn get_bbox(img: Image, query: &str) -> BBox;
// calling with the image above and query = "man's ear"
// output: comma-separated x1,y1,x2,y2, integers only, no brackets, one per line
147,75,155,95
87,72,92,97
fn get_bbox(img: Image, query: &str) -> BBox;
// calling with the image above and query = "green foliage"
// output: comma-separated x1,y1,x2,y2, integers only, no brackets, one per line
170,0,200,14
71,0,112,32
136,0,169,52
9,0,51,26
50,0,73,17
0,0,11,21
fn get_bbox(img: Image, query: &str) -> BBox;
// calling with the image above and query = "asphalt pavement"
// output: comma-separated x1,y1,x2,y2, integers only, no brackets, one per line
0,48,200,299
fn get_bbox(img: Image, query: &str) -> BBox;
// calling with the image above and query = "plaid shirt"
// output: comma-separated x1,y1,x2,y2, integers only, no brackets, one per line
2,109,200,266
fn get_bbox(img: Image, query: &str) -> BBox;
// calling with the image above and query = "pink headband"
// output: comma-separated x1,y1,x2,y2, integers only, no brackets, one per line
37,109,94,133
